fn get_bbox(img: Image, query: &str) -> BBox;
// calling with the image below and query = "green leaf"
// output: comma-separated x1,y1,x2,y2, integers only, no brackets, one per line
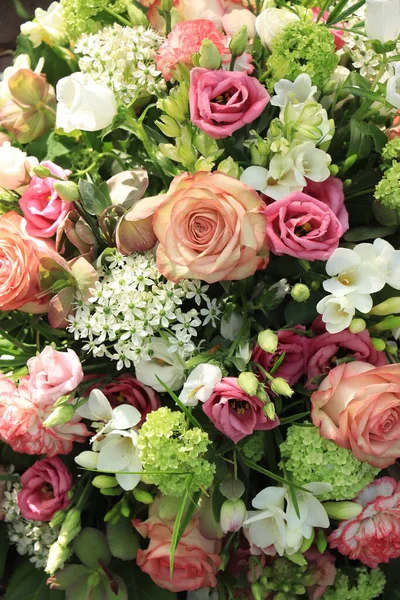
326,0,365,24
107,517,140,561
4,559,65,600
155,376,204,430
240,456,309,492
344,225,397,242
348,119,387,159
78,180,112,216
113,562,176,600
45,133,72,163
169,474,194,578
341,86,385,103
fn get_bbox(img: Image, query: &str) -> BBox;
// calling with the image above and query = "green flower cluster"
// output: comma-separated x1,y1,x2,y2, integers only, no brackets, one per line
279,425,379,501
267,22,338,91
239,431,265,463
137,407,216,497
263,557,309,598
375,161,400,212
382,137,400,165
61,0,127,39
322,567,386,600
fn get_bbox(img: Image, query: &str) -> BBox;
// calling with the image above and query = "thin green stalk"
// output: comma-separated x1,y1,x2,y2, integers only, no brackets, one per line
103,6,131,26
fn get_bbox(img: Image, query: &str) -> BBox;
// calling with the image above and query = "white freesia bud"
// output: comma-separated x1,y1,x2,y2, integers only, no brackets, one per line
56,72,118,133
220,499,247,533
323,501,363,520
220,312,243,341
0,143,38,190
365,0,400,43
21,2,66,48
386,62,400,109
179,363,222,406
256,7,299,51
135,337,185,392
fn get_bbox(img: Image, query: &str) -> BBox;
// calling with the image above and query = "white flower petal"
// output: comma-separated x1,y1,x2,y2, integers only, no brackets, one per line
240,166,269,191
252,486,287,510
111,405,142,430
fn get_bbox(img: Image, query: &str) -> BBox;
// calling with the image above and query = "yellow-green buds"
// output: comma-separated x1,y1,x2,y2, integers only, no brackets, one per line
125,2,148,27
43,405,75,428
299,530,315,553
349,318,367,334
54,180,80,203
323,501,363,520
370,297,400,316
57,508,82,547
264,401,276,420
371,337,386,351
132,488,154,504
218,157,240,178
270,377,294,397
238,372,259,396
92,475,119,489
291,283,310,303
199,39,222,70
32,165,52,179
229,26,248,57
258,329,278,353
220,499,247,533
316,528,327,553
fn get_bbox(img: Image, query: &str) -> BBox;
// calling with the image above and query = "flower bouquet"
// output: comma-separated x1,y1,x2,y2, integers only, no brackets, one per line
1,0,400,598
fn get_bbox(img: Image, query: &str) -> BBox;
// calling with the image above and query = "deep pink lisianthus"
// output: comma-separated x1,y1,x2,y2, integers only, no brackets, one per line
202,377,279,443
252,327,309,387
19,161,72,238
305,548,336,600
306,316,387,389
265,191,347,261
18,457,72,521
328,477,400,568
27,346,83,404
311,8,345,50
303,177,349,232
189,68,270,139
0,375,89,456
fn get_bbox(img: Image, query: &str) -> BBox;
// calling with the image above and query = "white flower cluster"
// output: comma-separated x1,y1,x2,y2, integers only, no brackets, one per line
2,481,58,569
68,251,219,370
317,239,400,334
75,23,166,104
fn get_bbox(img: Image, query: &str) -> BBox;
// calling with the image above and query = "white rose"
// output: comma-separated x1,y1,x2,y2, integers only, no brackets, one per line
386,62,400,109
56,73,118,133
255,8,299,51
135,338,185,392
0,143,38,190
21,2,66,48
365,0,400,43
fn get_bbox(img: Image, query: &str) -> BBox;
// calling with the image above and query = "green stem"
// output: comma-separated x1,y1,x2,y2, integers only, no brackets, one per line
124,115,169,185
229,54,237,71
103,6,132,26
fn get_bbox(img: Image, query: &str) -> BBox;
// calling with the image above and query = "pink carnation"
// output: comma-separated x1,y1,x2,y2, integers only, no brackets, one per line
202,377,279,443
328,477,400,568
0,375,89,457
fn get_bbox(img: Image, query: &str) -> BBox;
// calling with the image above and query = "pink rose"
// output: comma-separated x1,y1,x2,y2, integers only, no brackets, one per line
202,377,279,443
133,498,221,592
0,375,89,456
252,327,309,387
311,8,345,50
265,189,348,261
189,68,270,139
151,171,269,283
27,346,83,403
19,161,73,238
84,373,161,425
306,316,387,389
304,548,336,600
17,457,72,521
311,361,400,468
328,477,400,568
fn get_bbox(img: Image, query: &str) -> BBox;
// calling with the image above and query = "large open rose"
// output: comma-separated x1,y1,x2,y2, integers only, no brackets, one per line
311,361,400,468
152,171,269,283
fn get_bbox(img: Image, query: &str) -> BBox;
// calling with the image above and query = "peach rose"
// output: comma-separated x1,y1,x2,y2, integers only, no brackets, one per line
0,211,52,313
311,361,400,468
150,171,268,283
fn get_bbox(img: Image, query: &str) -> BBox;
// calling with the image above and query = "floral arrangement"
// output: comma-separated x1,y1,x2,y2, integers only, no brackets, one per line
1,0,400,598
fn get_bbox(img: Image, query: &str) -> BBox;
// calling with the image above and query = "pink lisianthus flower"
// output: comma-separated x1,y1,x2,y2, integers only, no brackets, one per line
189,68,269,139
27,346,84,403
0,375,89,457
303,177,349,232
252,327,309,387
311,362,400,468
202,377,279,443
304,547,336,600
19,161,73,238
311,8,345,50
328,477,400,568
17,457,72,521
305,316,387,389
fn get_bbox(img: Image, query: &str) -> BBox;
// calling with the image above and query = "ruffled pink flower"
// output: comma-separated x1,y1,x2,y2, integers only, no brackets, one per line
306,316,387,389
202,377,279,443
305,548,336,600
311,8,345,50
19,161,73,238
27,346,83,403
328,477,400,568
0,375,89,457
303,177,349,232
252,327,309,387
189,68,269,139
17,457,72,521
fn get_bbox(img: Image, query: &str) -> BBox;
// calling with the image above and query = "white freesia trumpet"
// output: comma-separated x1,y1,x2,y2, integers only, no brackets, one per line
179,363,222,407
386,62,400,109
135,337,186,392
271,74,317,109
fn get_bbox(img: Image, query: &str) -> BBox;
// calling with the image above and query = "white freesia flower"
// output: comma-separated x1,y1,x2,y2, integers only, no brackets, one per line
240,156,302,201
0,143,38,190
220,313,243,341
21,2,66,48
96,429,142,491
256,7,299,51
271,74,317,109
179,364,222,407
135,337,186,392
56,72,118,133
365,0,400,44
292,142,331,185
316,294,356,334
387,62,400,109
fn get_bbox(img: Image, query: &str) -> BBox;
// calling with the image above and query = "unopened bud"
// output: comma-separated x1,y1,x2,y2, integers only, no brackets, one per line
370,297,400,316
58,508,81,547
349,318,366,333
218,157,240,178
257,386,268,402
343,153,358,171
329,164,339,176
386,342,398,356
291,283,310,303
323,501,363,520
125,2,148,26
286,551,307,566
45,542,73,575
251,583,264,600
316,528,327,553
160,0,173,9
220,499,247,533
92,475,118,489
100,487,122,496
43,405,75,428
32,165,52,179
87,571,101,590
264,401,276,420
132,488,154,504
54,180,79,203
299,529,315,553
229,25,248,57
322,79,339,95
271,377,294,397
257,329,278,353
371,337,386,351
199,39,222,70
372,315,400,333
238,372,259,397
156,115,181,138
50,510,66,529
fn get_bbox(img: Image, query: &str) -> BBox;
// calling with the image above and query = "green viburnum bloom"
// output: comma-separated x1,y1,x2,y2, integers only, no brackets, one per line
279,425,379,501
61,0,128,39
267,21,338,92
322,567,386,600
137,407,216,497
239,431,265,463
375,161,400,212
381,137,400,165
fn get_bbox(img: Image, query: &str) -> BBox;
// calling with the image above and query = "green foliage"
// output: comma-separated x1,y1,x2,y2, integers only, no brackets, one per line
322,567,386,600
61,0,128,40
78,180,112,216
4,559,64,600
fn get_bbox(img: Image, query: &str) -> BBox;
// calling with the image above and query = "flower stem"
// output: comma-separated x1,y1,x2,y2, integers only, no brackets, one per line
103,6,132,27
